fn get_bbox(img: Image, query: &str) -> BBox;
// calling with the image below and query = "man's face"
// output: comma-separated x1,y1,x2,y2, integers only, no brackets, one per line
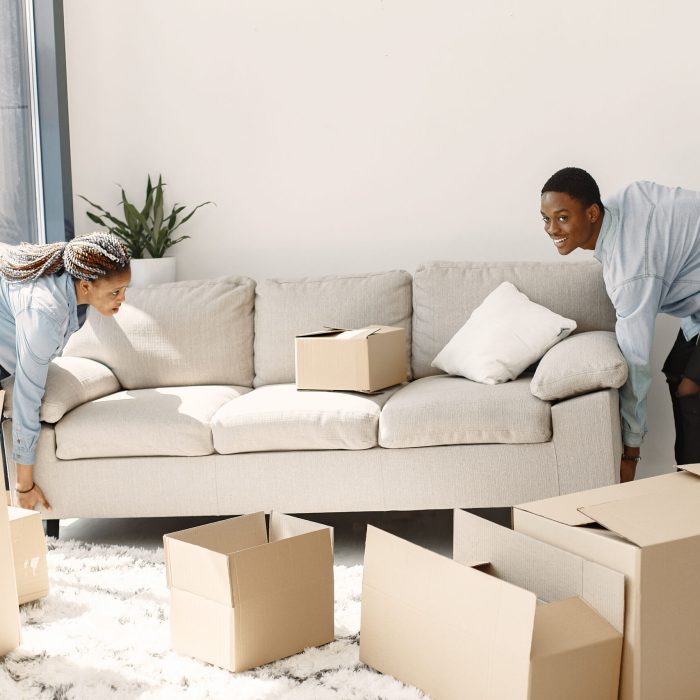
540,191,600,255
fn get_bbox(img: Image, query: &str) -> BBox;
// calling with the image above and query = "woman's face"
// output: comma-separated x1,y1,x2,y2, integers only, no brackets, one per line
77,269,131,316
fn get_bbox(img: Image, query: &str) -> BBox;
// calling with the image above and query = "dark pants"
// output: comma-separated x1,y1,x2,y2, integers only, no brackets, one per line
662,330,700,465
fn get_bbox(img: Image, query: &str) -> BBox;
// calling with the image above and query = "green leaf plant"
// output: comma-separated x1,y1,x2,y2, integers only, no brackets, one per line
78,176,213,259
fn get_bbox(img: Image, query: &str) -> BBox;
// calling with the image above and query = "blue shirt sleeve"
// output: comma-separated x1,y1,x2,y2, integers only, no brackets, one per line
12,307,62,464
613,276,666,447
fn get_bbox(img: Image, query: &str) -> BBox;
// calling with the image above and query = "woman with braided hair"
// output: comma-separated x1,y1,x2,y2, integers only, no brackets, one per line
0,232,130,510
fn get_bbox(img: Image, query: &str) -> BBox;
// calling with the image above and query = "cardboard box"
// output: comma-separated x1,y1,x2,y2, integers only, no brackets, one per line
8,506,49,605
295,325,407,392
0,505,21,656
514,464,700,700
164,511,334,672
360,512,623,700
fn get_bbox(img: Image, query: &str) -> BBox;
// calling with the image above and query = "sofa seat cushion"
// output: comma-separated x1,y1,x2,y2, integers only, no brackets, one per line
211,383,398,454
55,386,250,459
379,376,551,448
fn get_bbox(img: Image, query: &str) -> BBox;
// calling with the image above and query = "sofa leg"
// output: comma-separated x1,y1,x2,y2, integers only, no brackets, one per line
44,519,60,539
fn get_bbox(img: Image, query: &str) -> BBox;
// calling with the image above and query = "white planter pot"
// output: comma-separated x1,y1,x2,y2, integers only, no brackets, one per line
129,257,177,287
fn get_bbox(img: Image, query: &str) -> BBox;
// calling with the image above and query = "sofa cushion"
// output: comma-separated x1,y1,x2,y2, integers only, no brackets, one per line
2,356,120,423
412,261,616,379
55,386,250,459
211,383,398,454
63,276,255,389
530,331,628,401
379,376,551,448
253,270,412,387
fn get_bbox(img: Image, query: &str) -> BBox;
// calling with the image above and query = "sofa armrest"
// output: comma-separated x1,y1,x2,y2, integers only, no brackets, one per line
530,331,628,401
2,356,120,423
551,389,621,493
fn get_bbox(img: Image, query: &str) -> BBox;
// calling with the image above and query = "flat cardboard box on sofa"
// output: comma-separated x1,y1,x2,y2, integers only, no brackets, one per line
514,463,700,700
360,510,624,700
164,511,334,672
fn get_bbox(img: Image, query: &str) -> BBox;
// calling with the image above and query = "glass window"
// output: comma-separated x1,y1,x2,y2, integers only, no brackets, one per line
0,0,41,246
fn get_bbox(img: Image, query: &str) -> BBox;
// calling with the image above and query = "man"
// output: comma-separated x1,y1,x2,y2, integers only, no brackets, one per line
540,167,700,482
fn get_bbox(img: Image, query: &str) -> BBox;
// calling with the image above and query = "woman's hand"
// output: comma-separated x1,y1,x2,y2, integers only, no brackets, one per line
14,481,51,511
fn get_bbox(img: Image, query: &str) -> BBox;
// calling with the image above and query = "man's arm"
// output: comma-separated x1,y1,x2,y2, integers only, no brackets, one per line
613,277,666,479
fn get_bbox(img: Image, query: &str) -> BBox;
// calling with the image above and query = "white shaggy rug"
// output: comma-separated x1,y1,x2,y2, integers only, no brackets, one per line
0,539,426,700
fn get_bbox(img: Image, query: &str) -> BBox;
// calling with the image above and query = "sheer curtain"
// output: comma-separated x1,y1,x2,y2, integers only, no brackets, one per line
0,0,40,246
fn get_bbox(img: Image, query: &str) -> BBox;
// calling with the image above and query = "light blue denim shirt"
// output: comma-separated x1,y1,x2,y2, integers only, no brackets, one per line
0,273,81,463
594,181,700,447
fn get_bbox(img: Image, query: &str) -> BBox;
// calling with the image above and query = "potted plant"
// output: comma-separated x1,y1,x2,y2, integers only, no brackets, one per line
79,176,212,286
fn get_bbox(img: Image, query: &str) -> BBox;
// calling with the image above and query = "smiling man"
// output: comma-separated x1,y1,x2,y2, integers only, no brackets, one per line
540,167,700,482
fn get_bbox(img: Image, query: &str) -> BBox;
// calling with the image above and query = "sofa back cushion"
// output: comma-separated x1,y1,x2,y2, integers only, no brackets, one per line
254,270,412,387
412,260,616,379
63,276,256,389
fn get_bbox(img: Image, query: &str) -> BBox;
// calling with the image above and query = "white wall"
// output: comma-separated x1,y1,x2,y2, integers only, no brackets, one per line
63,0,700,477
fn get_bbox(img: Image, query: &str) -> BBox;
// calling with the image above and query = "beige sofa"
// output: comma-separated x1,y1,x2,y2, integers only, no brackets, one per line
1,260,624,527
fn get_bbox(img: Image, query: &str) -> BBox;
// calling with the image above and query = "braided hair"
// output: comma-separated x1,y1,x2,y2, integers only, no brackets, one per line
0,232,130,283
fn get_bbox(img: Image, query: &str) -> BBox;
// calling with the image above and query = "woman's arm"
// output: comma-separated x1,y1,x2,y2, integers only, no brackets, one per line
12,307,61,509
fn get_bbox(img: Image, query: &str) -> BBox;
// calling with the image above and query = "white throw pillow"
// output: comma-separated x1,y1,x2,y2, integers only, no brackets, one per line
431,281,577,384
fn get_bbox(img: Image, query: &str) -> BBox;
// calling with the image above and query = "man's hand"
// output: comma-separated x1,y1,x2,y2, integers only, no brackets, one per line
677,376,700,397
620,445,640,483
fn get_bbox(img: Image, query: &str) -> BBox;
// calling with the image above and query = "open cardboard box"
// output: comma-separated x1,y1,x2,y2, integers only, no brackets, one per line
8,506,49,605
295,325,407,392
360,511,623,700
0,503,21,656
164,511,334,672
514,464,700,700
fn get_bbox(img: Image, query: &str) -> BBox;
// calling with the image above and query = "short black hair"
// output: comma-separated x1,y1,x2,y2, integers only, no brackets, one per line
541,167,604,214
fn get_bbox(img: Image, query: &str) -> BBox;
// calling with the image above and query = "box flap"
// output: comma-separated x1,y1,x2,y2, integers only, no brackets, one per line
335,327,382,340
678,463,700,477
269,512,334,550
361,525,536,699
295,327,348,338
516,472,694,526
163,513,268,605
454,510,624,633
579,487,700,547
8,506,42,523
230,526,333,607
531,597,622,661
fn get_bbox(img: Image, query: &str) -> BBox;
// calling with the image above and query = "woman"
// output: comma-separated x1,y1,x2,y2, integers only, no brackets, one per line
0,232,131,509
